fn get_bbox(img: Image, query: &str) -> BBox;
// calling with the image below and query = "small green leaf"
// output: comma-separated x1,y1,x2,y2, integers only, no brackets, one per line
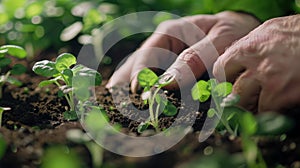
240,112,257,136
7,76,22,86
32,60,59,77
0,57,11,68
38,80,56,87
207,108,216,118
62,69,73,86
63,111,78,121
137,122,150,133
191,80,211,102
213,82,232,97
11,64,26,75
256,113,294,135
57,90,64,98
163,101,177,116
137,68,158,88
0,45,27,59
55,53,76,72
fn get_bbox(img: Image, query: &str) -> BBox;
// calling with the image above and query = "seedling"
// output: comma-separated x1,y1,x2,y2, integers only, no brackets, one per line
32,53,102,120
192,79,239,136
192,79,294,168
137,68,177,133
0,45,27,99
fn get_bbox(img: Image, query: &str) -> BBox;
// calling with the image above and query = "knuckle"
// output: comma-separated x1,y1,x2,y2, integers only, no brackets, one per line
262,17,283,27
208,20,237,41
233,34,264,56
178,48,202,66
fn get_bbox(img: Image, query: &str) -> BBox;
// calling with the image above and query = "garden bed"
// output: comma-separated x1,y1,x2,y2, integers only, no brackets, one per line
0,56,299,168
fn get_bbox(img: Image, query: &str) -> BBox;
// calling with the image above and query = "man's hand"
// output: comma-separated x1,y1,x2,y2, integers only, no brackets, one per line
106,11,260,92
213,15,300,113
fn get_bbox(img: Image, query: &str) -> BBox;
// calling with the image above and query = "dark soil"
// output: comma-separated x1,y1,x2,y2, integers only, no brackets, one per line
0,40,300,168
1,72,300,168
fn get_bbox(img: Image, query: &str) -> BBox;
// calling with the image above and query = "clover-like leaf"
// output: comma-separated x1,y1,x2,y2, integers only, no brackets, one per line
163,101,177,116
213,82,232,97
138,68,158,88
32,60,59,77
191,80,211,102
55,53,76,72
0,45,27,59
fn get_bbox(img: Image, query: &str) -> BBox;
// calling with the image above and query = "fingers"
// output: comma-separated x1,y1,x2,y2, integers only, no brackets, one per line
258,78,300,113
213,47,246,83
105,54,135,89
232,71,261,113
161,37,219,90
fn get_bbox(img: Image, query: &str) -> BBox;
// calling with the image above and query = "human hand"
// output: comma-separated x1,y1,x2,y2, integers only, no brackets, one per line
213,15,300,113
106,11,260,92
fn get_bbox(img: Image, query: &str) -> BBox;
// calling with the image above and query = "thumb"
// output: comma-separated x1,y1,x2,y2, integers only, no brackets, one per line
161,37,219,90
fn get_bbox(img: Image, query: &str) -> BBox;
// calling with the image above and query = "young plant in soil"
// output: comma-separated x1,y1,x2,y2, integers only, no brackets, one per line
0,45,27,127
192,79,294,168
192,79,238,135
137,68,177,133
0,45,27,99
32,53,102,120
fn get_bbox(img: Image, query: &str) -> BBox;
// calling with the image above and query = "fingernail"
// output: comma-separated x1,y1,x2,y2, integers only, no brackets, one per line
158,73,175,85
158,68,180,85
131,77,140,93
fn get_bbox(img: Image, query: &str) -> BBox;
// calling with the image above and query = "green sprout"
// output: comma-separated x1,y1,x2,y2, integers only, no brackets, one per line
192,79,238,136
32,53,102,120
192,79,294,168
0,45,27,99
137,68,177,133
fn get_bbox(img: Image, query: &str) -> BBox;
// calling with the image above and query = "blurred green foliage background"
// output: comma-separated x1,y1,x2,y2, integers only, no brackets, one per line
0,0,299,57
0,0,204,56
